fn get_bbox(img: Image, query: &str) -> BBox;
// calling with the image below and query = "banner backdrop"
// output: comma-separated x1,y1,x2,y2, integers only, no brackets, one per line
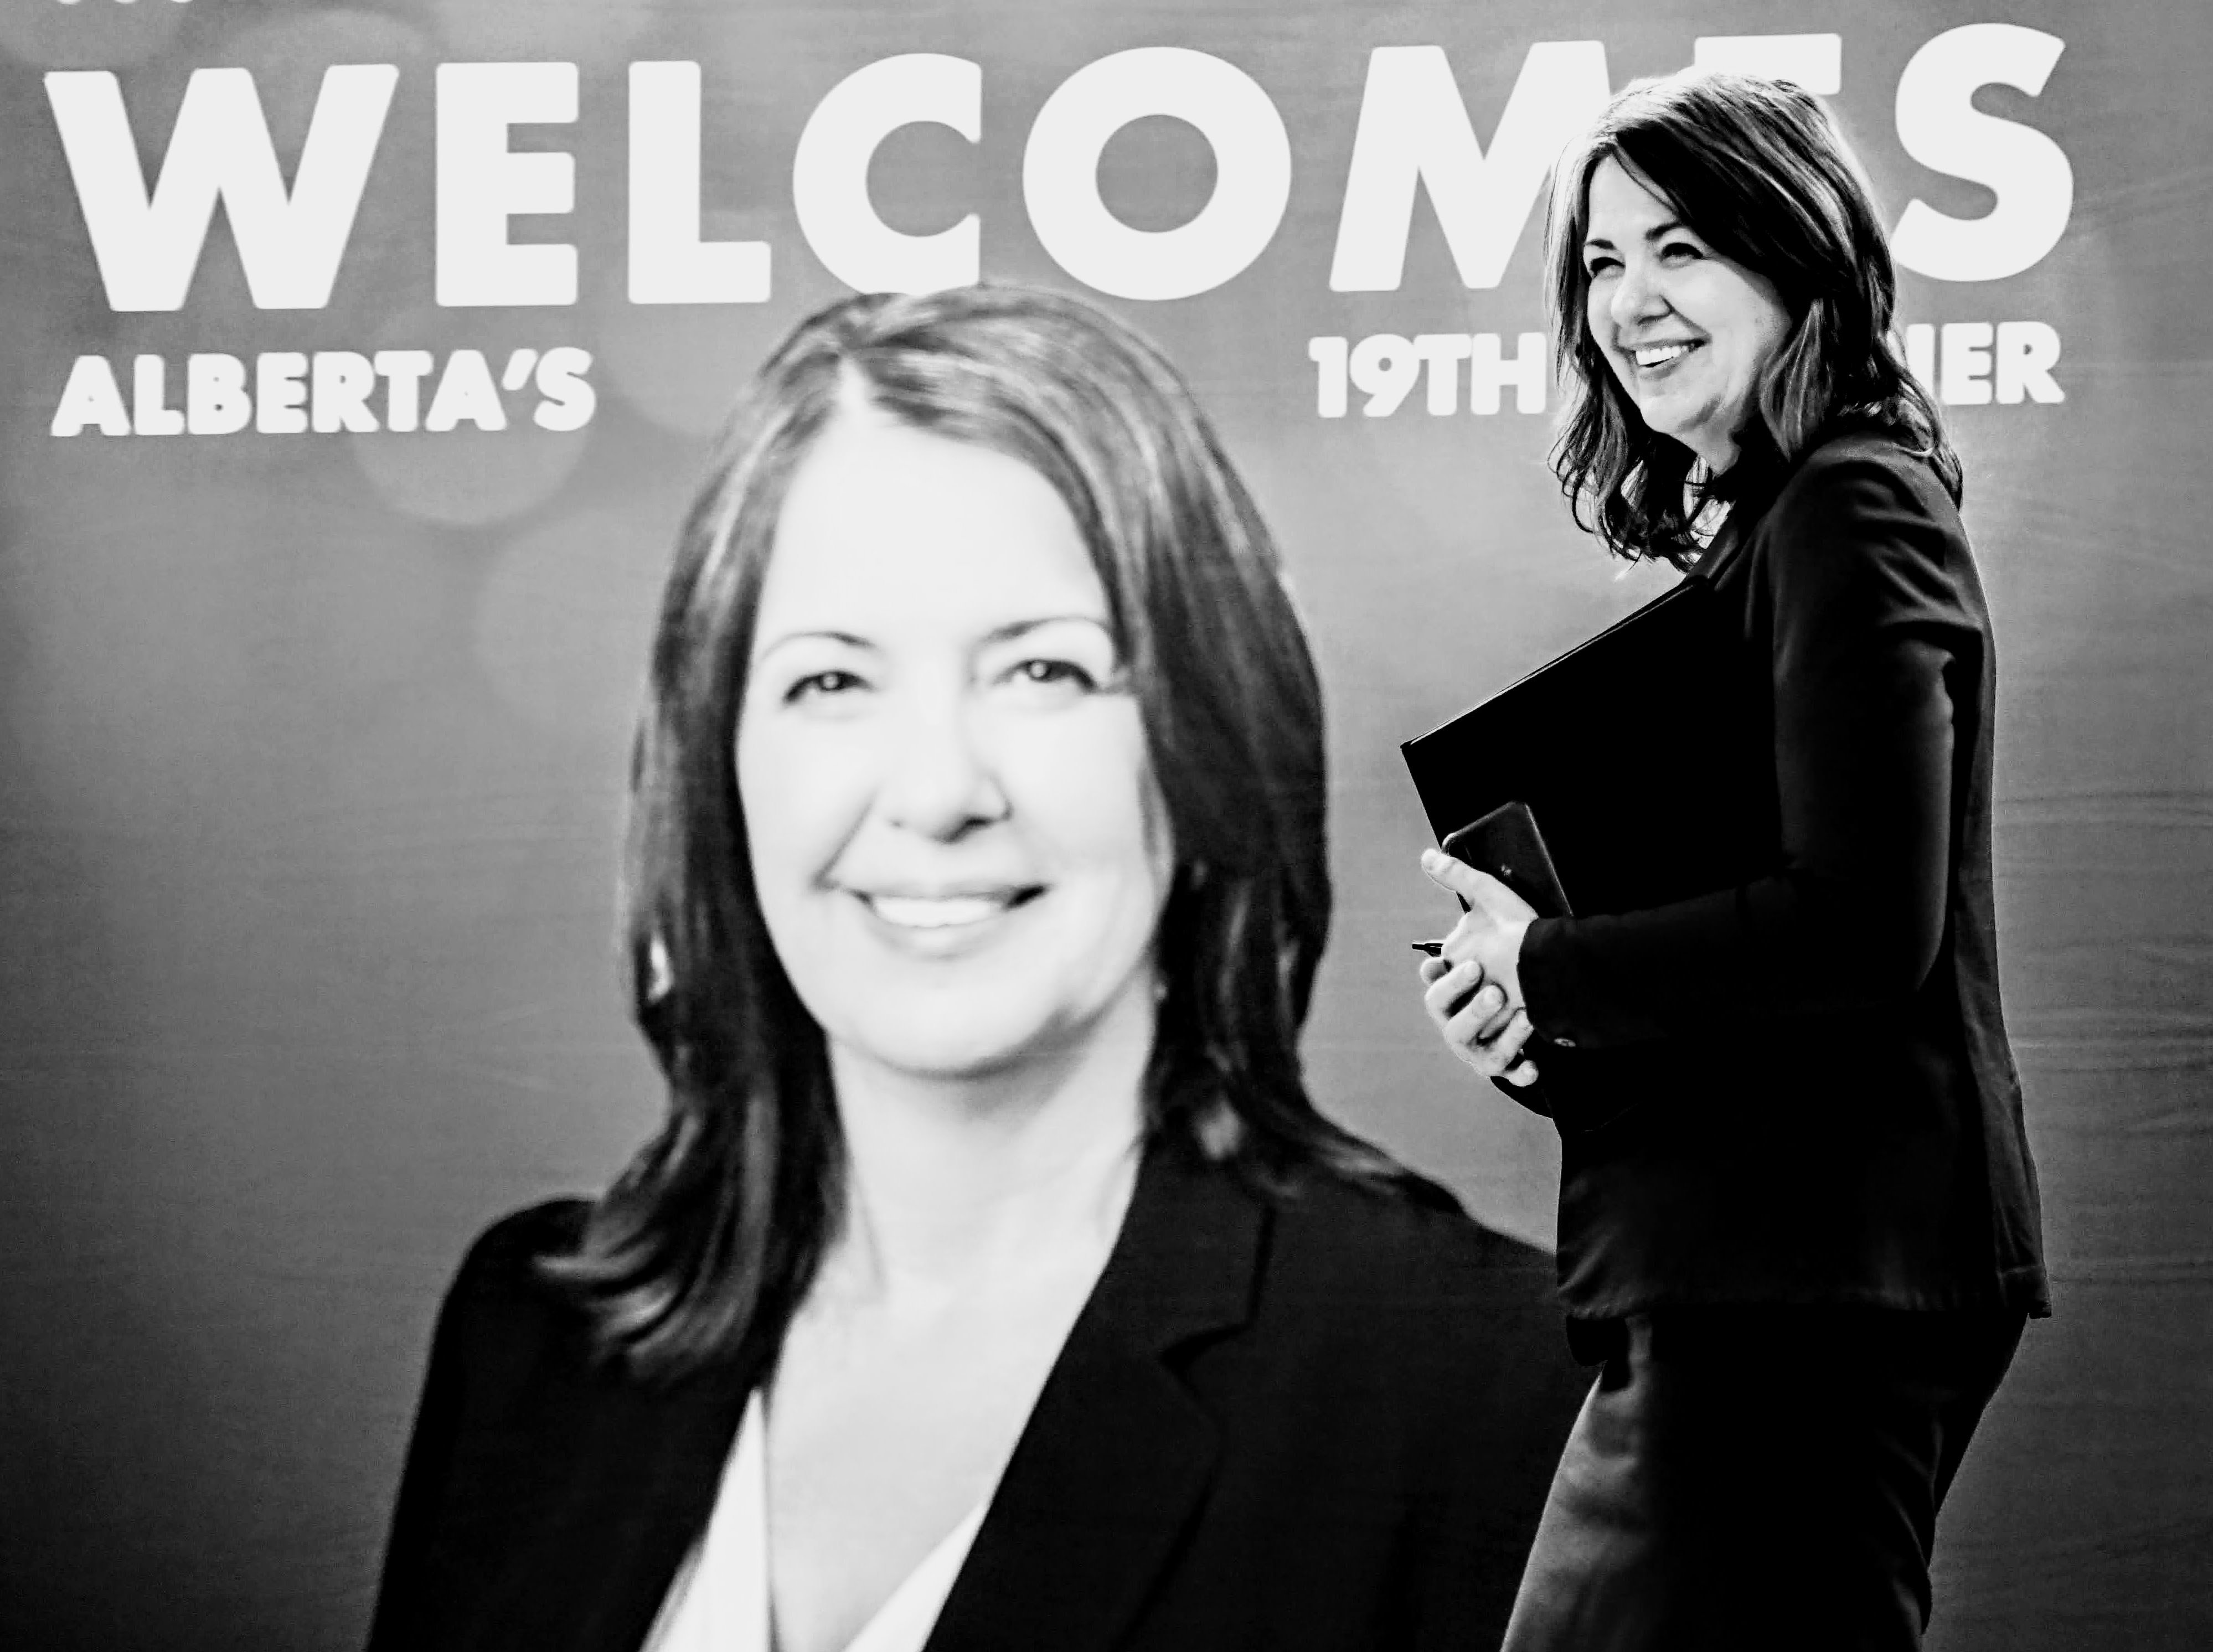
1,3,2205,1648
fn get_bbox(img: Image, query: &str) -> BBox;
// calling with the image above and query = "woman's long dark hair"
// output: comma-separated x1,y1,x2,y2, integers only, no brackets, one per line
1545,70,1961,567
548,283,1415,1382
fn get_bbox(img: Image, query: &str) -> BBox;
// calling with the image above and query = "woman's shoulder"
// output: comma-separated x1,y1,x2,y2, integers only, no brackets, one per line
1767,427,1963,537
1226,1165,1583,1450
430,1197,597,1376
1258,1166,1561,1338
1745,427,1975,613
450,1197,591,1294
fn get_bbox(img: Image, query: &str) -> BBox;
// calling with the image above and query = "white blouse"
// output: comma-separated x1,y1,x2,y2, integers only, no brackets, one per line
642,1389,991,1652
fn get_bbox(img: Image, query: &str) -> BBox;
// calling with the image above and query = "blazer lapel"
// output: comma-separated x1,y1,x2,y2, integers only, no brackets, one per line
474,1341,760,1652
924,1142,1267,1652
1692,506,1749,586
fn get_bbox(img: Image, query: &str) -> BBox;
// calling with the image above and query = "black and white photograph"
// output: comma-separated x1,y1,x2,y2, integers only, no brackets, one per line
0,3,2202,1649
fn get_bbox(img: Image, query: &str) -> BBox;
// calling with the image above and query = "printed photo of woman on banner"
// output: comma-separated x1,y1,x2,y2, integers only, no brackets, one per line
0,5,2202,1651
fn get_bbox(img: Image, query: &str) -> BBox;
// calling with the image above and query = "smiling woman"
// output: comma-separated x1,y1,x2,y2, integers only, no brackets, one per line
1414,72,2047,1652
363,283,1584,1652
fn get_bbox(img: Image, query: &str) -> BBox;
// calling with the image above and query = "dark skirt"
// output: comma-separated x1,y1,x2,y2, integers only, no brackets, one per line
1503,1307,2025,1652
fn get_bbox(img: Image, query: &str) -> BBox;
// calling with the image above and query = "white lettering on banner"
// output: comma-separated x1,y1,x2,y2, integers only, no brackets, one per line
630,62,772,304
131,354,184,435
1940,322,1996,405
1307,337,1350,418
42,30,2081,319
311,352,379,432
50,354,131,436
420,348,503,430
1413,333,1473,414
1891,25,2072,282
44,65,396,312
1469,332,1547,414
50,349,597,435
1310,333,1546,417
1023,48,1291,301
793,54,982,295
532,347,597,430
436,62,579,307
374,350,435,432
256,350,311,433
36,29,2085,437
1904,321,2064,405
1329,43,1611,293
1690,34,1841,95
1349,333,1419,415
189,352,253,433
1991,321,2064,404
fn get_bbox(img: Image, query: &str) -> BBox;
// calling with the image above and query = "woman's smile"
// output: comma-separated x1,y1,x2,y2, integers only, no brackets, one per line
1627,338,1701,374
843,884,1049,951
855,889,1037,930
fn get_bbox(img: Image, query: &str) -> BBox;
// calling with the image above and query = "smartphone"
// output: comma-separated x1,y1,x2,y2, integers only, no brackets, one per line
1440,801,1573,920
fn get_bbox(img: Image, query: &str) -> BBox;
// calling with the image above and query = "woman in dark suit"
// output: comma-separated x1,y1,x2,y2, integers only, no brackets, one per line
367,283,1582,1652
1417,73,2049,1651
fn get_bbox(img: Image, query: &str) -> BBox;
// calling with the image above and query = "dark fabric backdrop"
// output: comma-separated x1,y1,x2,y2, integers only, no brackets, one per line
1,3,2204,1648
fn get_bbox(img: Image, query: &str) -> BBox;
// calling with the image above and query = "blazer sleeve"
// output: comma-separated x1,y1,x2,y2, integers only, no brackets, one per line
1518,447,1970,1051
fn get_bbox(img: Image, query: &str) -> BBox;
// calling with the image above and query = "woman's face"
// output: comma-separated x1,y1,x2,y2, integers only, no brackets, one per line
736,405,1172,1087
1581,155,1791,472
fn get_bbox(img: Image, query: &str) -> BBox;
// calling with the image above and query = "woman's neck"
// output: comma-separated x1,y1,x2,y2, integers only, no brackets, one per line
818,984,1153,1303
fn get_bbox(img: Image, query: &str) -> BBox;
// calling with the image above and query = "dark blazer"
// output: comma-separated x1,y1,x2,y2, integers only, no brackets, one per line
1518,429,2048,1328
367,1141,1586,1651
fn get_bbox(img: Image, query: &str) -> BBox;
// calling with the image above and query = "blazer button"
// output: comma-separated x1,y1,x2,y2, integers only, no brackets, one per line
1551,1035,1577,1049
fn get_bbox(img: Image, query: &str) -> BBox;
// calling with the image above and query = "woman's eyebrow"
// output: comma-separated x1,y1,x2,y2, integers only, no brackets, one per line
752,627,875,659
1584,220,1693,253
978,614,1113,648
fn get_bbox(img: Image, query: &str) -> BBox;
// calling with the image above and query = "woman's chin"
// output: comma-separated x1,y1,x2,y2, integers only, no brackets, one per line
827,987,1160,1103
1633,399,1696,448
829,1013,1084,1090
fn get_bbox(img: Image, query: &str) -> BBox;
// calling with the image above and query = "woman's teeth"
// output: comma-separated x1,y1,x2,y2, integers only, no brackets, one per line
1634,342,1696,369
866,894,1012,929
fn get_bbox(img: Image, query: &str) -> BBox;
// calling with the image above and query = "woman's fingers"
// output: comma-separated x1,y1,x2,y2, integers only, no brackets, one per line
1488,1010,1540,1086
1445,979,1516,1047
1420,849,1539,924
1420,957,1540,1085
1425,963,1514,1041
1427,963,1514,1047
1422,958,1484,1024
1420,848,1489,905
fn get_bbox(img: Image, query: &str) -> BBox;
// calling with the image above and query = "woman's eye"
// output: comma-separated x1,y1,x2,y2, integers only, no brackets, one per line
1006,658,1099,692
1660,239,1703,262
785,668,864,703
1584,255,1618,278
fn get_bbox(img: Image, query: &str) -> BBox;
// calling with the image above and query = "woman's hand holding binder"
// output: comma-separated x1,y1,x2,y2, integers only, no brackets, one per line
1417,848,1541,1087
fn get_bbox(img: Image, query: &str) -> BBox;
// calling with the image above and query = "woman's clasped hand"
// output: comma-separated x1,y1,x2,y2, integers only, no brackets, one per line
1415,848,1540,1088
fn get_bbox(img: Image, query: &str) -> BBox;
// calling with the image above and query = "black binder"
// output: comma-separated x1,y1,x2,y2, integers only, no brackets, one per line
1400,577,1771,920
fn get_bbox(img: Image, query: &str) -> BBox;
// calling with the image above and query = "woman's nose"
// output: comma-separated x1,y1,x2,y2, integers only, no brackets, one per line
1609,261,1663,331
880,688,1008,840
